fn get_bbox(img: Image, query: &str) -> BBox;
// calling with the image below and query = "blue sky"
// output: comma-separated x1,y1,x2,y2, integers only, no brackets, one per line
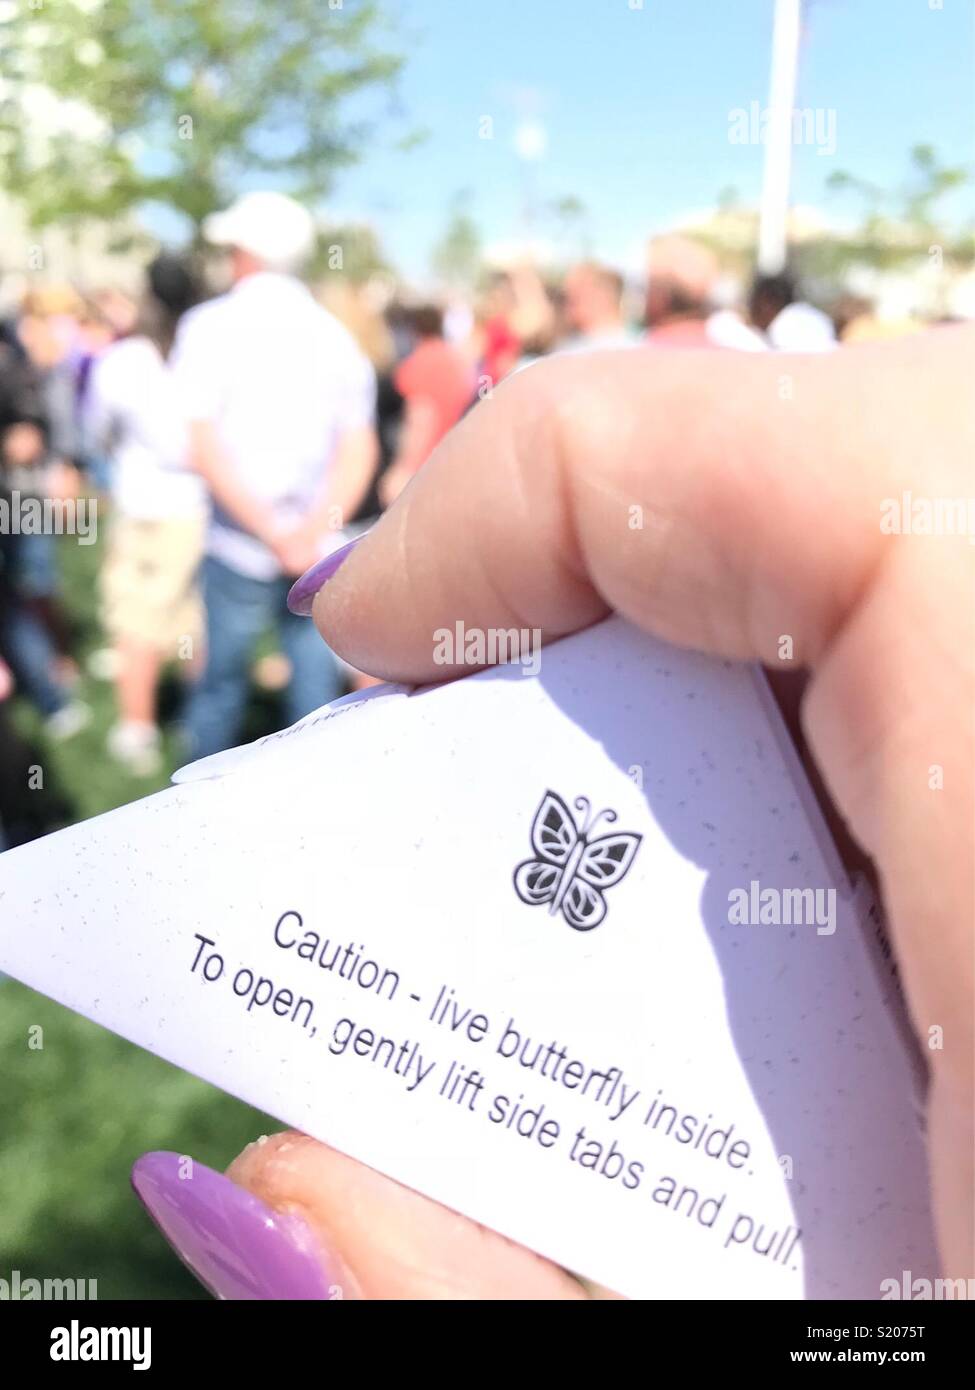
330,0,975,278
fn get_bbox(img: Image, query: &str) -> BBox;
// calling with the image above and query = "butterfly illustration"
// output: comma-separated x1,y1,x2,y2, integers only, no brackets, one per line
513,790,642,931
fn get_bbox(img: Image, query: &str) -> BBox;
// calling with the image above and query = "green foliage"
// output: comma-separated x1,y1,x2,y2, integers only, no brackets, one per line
826,143,974,268
0,0,404,233
311,221,389,282
431,192,482,288
547,194,591,260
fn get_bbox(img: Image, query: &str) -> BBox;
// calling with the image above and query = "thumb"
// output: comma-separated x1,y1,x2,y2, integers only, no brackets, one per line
288,342,901,679
132,1137,594,1300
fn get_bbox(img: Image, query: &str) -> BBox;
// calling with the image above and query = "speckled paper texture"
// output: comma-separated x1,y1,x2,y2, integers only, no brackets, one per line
0,616,938,1298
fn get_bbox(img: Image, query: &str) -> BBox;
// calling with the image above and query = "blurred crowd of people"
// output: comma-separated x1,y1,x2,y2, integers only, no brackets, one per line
0,191,953,847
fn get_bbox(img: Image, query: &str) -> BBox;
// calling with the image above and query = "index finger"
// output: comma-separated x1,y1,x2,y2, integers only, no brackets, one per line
291,337,937,681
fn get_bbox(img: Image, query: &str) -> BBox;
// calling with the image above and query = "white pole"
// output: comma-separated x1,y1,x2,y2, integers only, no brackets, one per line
758,0,803,273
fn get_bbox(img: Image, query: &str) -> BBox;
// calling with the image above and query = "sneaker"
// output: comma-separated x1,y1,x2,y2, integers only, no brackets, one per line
45,700,92,741
107,721,163,777
86,647,120,681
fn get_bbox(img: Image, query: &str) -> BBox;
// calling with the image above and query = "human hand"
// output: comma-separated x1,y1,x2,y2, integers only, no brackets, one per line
2,421,45,469
46,459,81,501
268,524,324,579
133,328,973,1297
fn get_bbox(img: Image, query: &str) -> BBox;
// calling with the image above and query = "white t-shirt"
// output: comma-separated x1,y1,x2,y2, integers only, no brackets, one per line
767,302,837,353
169,273,376,580
705,310,769,352
85,337,206,521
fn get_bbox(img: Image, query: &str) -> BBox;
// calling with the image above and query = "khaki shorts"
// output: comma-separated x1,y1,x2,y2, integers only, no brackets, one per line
100,515,206,657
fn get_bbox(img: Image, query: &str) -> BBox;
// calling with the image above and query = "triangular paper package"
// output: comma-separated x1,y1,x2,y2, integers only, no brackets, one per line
0,616,937,1298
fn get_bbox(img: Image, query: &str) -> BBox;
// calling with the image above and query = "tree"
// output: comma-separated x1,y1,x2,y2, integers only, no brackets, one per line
431,192,482,288
310,221,389,283
824,143,972,268
0,0,403,237
548,194,590,259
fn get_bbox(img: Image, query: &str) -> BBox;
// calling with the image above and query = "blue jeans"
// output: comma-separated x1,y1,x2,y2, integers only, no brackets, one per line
185,555,344,760
10,531,58,600
1,599,66,717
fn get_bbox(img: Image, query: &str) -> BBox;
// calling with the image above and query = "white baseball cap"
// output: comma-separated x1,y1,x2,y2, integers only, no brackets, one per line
767,301,837,353
202,191,316,271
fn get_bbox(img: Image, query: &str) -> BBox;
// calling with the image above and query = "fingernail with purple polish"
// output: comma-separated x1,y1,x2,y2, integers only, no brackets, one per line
132,1151,342,1300
287,535,364,617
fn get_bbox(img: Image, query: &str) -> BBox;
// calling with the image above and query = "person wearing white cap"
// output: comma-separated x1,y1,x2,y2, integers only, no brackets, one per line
171,190,378,759
749,274,837,353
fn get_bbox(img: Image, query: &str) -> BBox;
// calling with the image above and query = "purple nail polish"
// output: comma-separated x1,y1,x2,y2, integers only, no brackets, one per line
287,535,364,616
131,1151,340,1300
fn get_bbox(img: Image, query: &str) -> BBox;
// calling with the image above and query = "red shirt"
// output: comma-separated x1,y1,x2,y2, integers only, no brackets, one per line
480,316,521,386
394,339,474,454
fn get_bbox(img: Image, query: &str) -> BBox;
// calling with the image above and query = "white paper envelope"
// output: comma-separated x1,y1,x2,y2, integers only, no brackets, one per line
0,616,937,1298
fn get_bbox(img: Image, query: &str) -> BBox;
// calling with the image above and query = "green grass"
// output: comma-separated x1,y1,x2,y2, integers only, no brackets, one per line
0,986,271,1299
1,530,277,1299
